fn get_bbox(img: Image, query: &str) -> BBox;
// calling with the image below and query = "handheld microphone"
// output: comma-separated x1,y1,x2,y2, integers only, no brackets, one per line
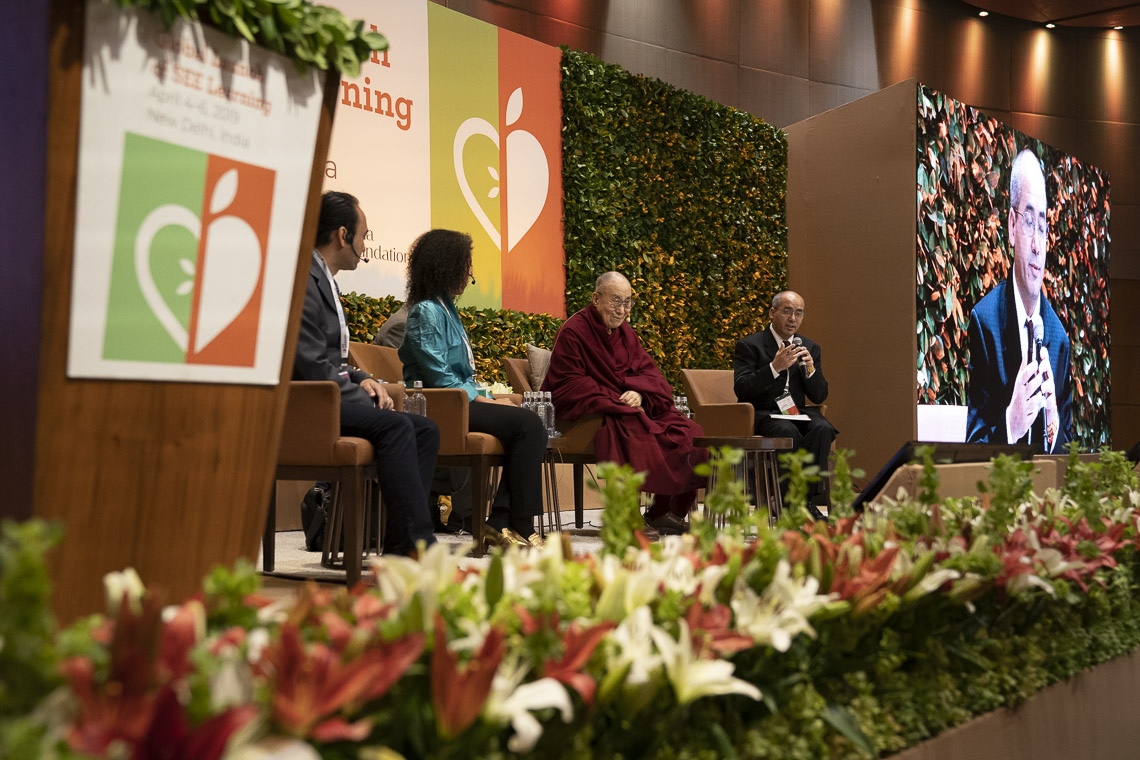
1033,322,1057,449
791,336,808,368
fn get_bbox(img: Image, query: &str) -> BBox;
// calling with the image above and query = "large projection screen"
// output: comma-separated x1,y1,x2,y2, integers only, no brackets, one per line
915,84,1111,452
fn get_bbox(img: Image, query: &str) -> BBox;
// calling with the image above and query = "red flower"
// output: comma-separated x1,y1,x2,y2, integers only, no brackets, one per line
131,686,257,760
431,614,506,739
262,622,424,739
541,620,616,705
63,590,166,755
685,603,753,658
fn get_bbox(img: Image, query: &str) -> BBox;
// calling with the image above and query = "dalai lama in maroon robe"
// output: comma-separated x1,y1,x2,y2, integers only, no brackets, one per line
542,272,706,535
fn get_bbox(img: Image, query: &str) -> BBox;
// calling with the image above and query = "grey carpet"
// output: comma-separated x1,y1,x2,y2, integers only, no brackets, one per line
258,509,610,584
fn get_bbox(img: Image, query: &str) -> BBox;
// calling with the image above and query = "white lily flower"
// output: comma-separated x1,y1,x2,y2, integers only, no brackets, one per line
1005,571,1054,596
912,568,961,595
731,560,832,652
224,736,321,760
649,619,761,705
448,616,493,655
210,652,253,710
639,539,728,602
609,606,663,686
246,628,270,664
498,547,546,602
372,541,466,628
595,554,659,621
255,596,293,626
104,567,145,615
1035,547,1086,580
483,655,573,753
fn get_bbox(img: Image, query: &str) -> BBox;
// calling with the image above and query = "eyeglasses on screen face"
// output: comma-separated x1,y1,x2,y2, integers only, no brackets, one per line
775,307,804,318
604,296,633,311
1014,208,1048,237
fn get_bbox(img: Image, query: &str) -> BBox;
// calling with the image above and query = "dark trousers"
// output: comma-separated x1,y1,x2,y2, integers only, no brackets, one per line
755,410,837,504
468,401,547,531
340,403,439,553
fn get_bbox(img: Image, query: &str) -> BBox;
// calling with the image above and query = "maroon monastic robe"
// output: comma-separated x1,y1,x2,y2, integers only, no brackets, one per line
542,305,706,495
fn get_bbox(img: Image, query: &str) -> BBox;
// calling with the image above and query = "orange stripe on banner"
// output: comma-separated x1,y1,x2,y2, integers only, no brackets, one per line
497,29,565,318
186,156,276,366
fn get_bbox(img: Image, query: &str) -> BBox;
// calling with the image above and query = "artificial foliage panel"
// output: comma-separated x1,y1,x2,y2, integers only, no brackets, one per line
915,84,1111,449
341,293,561,385
560,50,788,386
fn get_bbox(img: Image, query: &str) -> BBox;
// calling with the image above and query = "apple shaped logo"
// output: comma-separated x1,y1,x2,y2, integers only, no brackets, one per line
134,167,264,357
453,87,550,252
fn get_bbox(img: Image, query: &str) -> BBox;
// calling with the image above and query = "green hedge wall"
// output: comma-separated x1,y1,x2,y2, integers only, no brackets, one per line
560,50,788,385
344,49,789,388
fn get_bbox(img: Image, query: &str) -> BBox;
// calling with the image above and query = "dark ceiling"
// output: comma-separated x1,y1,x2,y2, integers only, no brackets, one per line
968,1,1140,27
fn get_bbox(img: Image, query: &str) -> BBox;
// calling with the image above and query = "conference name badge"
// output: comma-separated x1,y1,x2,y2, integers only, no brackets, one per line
775,391,799,416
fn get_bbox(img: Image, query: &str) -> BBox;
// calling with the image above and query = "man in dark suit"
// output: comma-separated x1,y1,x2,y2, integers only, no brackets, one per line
966,149,1072,453
734,290,836,516
293,191,438,556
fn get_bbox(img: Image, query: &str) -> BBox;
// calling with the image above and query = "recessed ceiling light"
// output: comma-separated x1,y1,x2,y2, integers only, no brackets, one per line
1114,25,1124,30
978,10,989,17
1045,22,1056,28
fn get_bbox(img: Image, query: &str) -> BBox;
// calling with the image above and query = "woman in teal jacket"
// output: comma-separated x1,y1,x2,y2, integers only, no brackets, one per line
399,229,548,549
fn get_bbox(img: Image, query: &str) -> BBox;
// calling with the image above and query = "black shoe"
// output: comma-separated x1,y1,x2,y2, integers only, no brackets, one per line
300,486,330,552
646,512,688,536
805,499,828,522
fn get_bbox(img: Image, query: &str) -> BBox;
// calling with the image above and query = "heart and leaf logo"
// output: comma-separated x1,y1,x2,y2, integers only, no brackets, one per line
105,134,274,366
452,87,549,253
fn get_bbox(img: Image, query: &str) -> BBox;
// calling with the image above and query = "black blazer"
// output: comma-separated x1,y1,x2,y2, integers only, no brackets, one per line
733,328,829,414
966,279,1072,452
293,255,373,407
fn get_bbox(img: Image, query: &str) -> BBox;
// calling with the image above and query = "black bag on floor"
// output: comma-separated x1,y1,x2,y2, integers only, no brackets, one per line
299,486,330,552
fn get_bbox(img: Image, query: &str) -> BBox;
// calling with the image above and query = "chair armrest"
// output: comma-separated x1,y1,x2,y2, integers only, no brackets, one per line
554,414,603,454
492,393,522,406
381,382,405,412
421,388,472,455
693,403,754,437
278,381,340,464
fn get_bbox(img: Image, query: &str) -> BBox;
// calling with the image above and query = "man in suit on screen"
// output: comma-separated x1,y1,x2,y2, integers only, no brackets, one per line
966,148,1072,452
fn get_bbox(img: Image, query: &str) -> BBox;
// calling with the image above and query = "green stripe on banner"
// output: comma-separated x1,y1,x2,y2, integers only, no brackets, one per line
104,133,206,363
427,3,501,309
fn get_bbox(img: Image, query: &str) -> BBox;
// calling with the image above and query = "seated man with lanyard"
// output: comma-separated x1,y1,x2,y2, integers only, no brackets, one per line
293,191,439,556
734,290,837,519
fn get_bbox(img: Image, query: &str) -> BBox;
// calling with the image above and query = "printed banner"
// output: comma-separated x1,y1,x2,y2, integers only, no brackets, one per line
68,0,324,383
324,0,565,316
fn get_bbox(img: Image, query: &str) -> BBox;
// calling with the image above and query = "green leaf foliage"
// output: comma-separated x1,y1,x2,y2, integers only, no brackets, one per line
561,50,788,386
339,292,562,385
109,0,388,77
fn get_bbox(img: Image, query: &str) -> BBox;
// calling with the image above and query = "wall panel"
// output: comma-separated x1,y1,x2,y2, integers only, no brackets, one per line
740,0,810,79
809,0,879,90
941,15,1013,113
738,69,811,130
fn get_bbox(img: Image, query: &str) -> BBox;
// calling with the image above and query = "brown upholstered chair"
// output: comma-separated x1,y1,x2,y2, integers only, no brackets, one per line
502,356,602,528
263,380,379,586
349,342,507,556
679,369,755,436
680,368,832,436
349,341,404,383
